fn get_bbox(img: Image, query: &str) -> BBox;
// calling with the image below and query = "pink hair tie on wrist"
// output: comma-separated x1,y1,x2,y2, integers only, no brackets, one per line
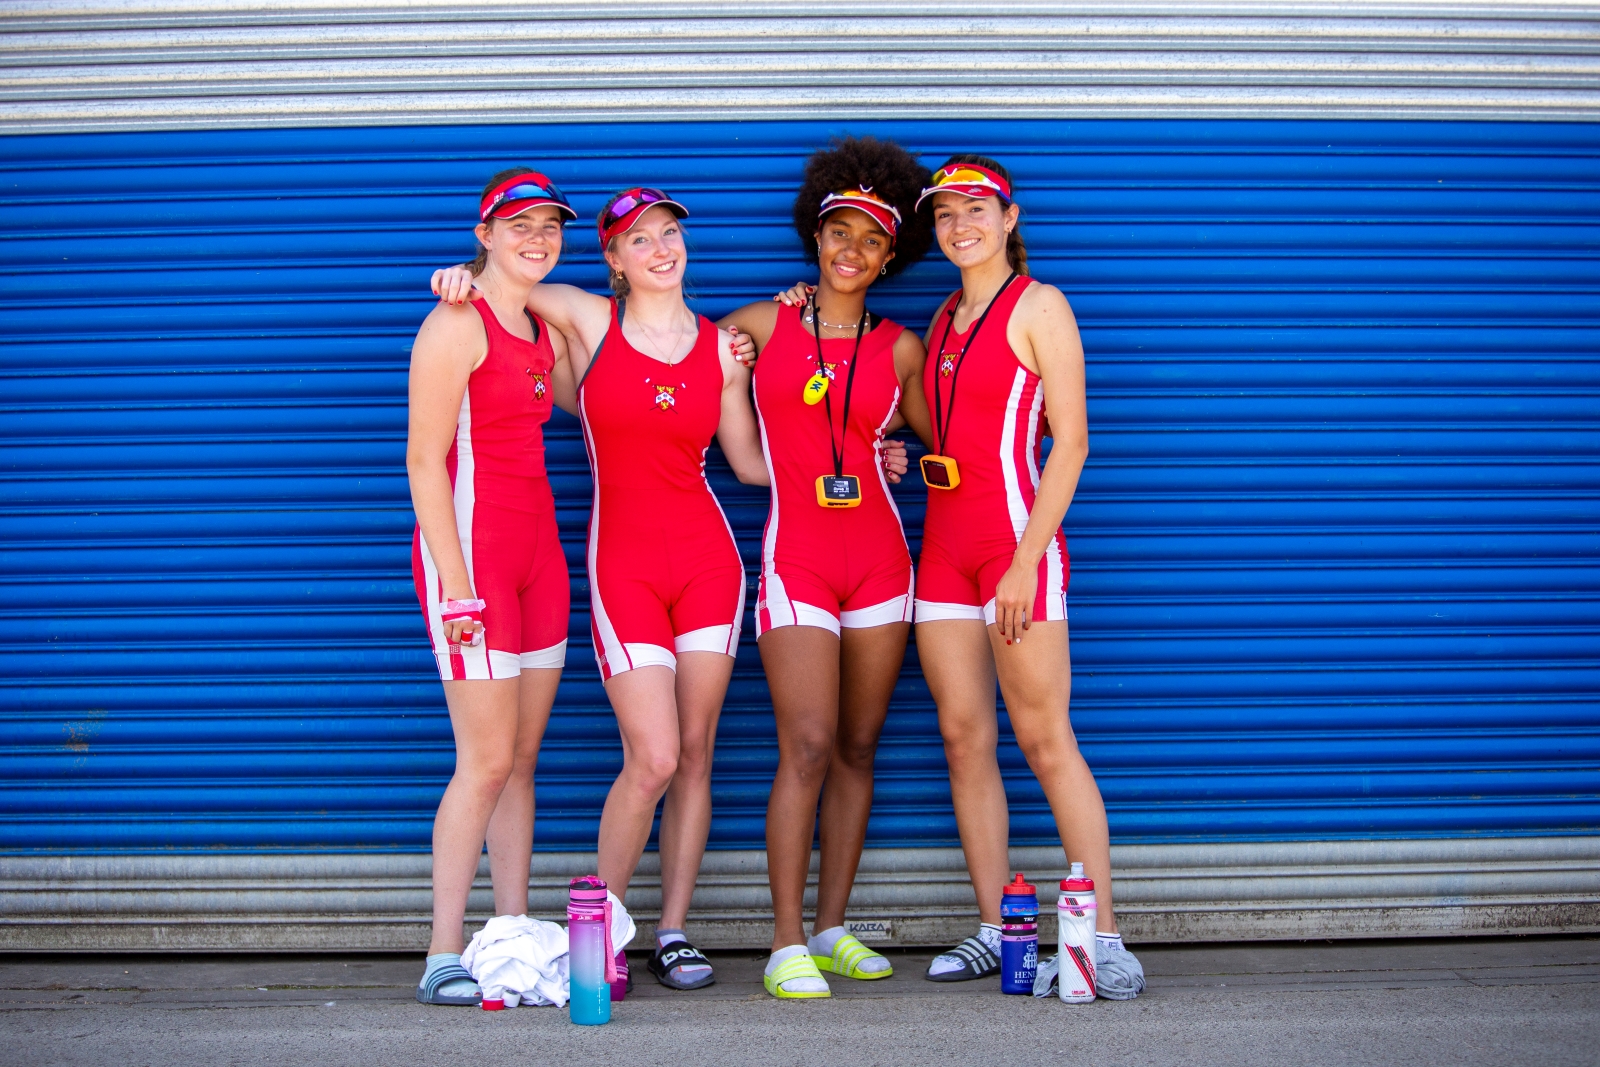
440,598,487,647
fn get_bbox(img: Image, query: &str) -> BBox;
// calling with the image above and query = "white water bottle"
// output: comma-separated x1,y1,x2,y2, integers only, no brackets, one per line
1056,861,1097,1003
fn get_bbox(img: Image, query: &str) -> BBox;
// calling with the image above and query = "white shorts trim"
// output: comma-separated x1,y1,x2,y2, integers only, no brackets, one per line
603,642,676,676
984,594,1068,626
840,593,914,630
520,640,568,670
760,599,841,637
914,599,985,624
675,623,739,656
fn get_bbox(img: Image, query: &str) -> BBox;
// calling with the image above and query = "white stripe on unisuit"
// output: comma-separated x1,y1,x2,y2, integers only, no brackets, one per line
452,386,492,679
417,529,452,680
873,381,908,541
579,388,631,677
699,443,747,654
1019,370,1068,621
998,367,1032,542
752,387,797,631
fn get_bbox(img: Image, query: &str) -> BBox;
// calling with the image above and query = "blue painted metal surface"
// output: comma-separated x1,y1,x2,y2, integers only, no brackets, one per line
0,120,1596,853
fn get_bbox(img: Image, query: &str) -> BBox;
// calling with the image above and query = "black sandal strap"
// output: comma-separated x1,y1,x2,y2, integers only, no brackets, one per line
945,936,999,973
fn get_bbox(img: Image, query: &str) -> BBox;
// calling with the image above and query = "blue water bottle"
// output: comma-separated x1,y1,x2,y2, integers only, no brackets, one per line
999,873,1039,994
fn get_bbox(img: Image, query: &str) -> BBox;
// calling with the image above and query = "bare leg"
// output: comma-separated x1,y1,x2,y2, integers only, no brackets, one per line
484,668,560,917
656,651,735,930
991,620,1117,932
428,676,521,955
759,625,841,950
813,621,908,931
916,619,1009,925
596,665,681,902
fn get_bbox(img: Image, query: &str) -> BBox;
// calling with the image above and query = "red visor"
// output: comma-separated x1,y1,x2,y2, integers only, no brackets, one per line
598,187,690,245
915,162,1013,210
479,171,576,222
818,186,902,238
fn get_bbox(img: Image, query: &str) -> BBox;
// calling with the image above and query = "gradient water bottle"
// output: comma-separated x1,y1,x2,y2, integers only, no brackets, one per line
568,876,614,1025
1057,862,1097,1003
999,873,1039,994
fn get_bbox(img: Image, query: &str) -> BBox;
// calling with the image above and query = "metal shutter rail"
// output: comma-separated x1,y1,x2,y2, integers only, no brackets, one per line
4,840,1598,951
2,117,1597,888
2,2,1599,132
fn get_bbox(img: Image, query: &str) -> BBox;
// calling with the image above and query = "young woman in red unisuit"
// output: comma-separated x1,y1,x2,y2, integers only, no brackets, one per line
433,189,766,994
408,169,577,1007
911,156,1143,997
717,137,934,998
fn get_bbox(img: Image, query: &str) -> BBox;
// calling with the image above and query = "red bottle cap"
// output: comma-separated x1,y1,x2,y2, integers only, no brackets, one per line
480,998,504,1011
1061,876,1095,892
1003,872,1037,894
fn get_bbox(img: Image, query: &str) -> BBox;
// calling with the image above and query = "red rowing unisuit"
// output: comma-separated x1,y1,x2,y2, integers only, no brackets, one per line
915,276,1069,625
412,298,570,680
753,302,912,635
578,299,744,679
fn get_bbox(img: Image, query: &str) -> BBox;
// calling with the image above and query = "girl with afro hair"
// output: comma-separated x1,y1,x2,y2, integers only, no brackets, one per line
716,136,935,998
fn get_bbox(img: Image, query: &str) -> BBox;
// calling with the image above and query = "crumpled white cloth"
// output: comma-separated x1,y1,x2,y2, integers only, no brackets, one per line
462,915,570,1007
460,900,637,1008
1032,941,1147,1000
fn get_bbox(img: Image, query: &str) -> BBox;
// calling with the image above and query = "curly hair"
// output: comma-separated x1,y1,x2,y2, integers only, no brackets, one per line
931,153,1028,276
793,136,933,278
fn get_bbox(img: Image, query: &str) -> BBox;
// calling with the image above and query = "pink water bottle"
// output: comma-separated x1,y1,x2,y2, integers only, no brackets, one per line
567,876,616,1025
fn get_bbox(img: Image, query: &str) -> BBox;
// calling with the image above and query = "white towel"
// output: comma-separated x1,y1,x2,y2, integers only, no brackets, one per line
462,915,571,1007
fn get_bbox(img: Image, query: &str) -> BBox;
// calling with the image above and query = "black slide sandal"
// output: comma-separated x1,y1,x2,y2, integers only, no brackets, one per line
924,935,1000,982
647,940,716,990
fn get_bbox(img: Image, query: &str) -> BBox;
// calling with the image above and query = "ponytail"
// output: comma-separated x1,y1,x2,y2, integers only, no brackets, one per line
1006,225,1029,276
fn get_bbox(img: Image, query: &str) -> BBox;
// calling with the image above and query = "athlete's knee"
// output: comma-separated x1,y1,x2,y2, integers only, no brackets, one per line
626,746,680,796
453,751,516,801
673,737,713,784
783,727,836,782
832,732,879,773
1015,730,1082,779
941,718,998,768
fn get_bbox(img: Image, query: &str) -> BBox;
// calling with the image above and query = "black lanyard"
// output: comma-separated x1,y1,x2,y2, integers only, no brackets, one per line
931,271,1017,456
810,294,870,480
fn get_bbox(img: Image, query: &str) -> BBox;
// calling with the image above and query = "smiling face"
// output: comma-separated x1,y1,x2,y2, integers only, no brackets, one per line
815,208,895,296
603,204,687,295
930,191,1018,272
475,204,564,285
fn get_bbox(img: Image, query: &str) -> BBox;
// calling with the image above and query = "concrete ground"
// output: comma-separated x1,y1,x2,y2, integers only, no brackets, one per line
1,937,1596,1066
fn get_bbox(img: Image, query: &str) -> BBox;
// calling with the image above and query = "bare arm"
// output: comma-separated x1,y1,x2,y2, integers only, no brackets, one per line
405,303,488,645
715,329,769,486
990,283,1089,644
430,265,611,382
716,300,781,355
890,328,934,450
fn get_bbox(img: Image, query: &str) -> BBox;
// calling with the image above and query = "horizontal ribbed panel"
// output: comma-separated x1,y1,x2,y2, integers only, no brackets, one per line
0,118,1597,853
3,839,1597,947
2,2,1599,132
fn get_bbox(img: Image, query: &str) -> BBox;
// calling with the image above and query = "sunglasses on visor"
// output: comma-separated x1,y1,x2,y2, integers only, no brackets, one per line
481,179,572,221
601,187,672,229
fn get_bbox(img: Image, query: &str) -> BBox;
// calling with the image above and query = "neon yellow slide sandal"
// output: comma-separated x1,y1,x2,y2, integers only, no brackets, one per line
812,933,893,980
763,952,831,999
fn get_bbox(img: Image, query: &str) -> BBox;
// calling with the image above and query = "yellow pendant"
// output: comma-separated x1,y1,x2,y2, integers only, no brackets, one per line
803,373,830,405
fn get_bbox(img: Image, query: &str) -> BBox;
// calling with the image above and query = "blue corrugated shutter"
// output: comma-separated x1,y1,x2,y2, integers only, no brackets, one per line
1,120,1596,853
